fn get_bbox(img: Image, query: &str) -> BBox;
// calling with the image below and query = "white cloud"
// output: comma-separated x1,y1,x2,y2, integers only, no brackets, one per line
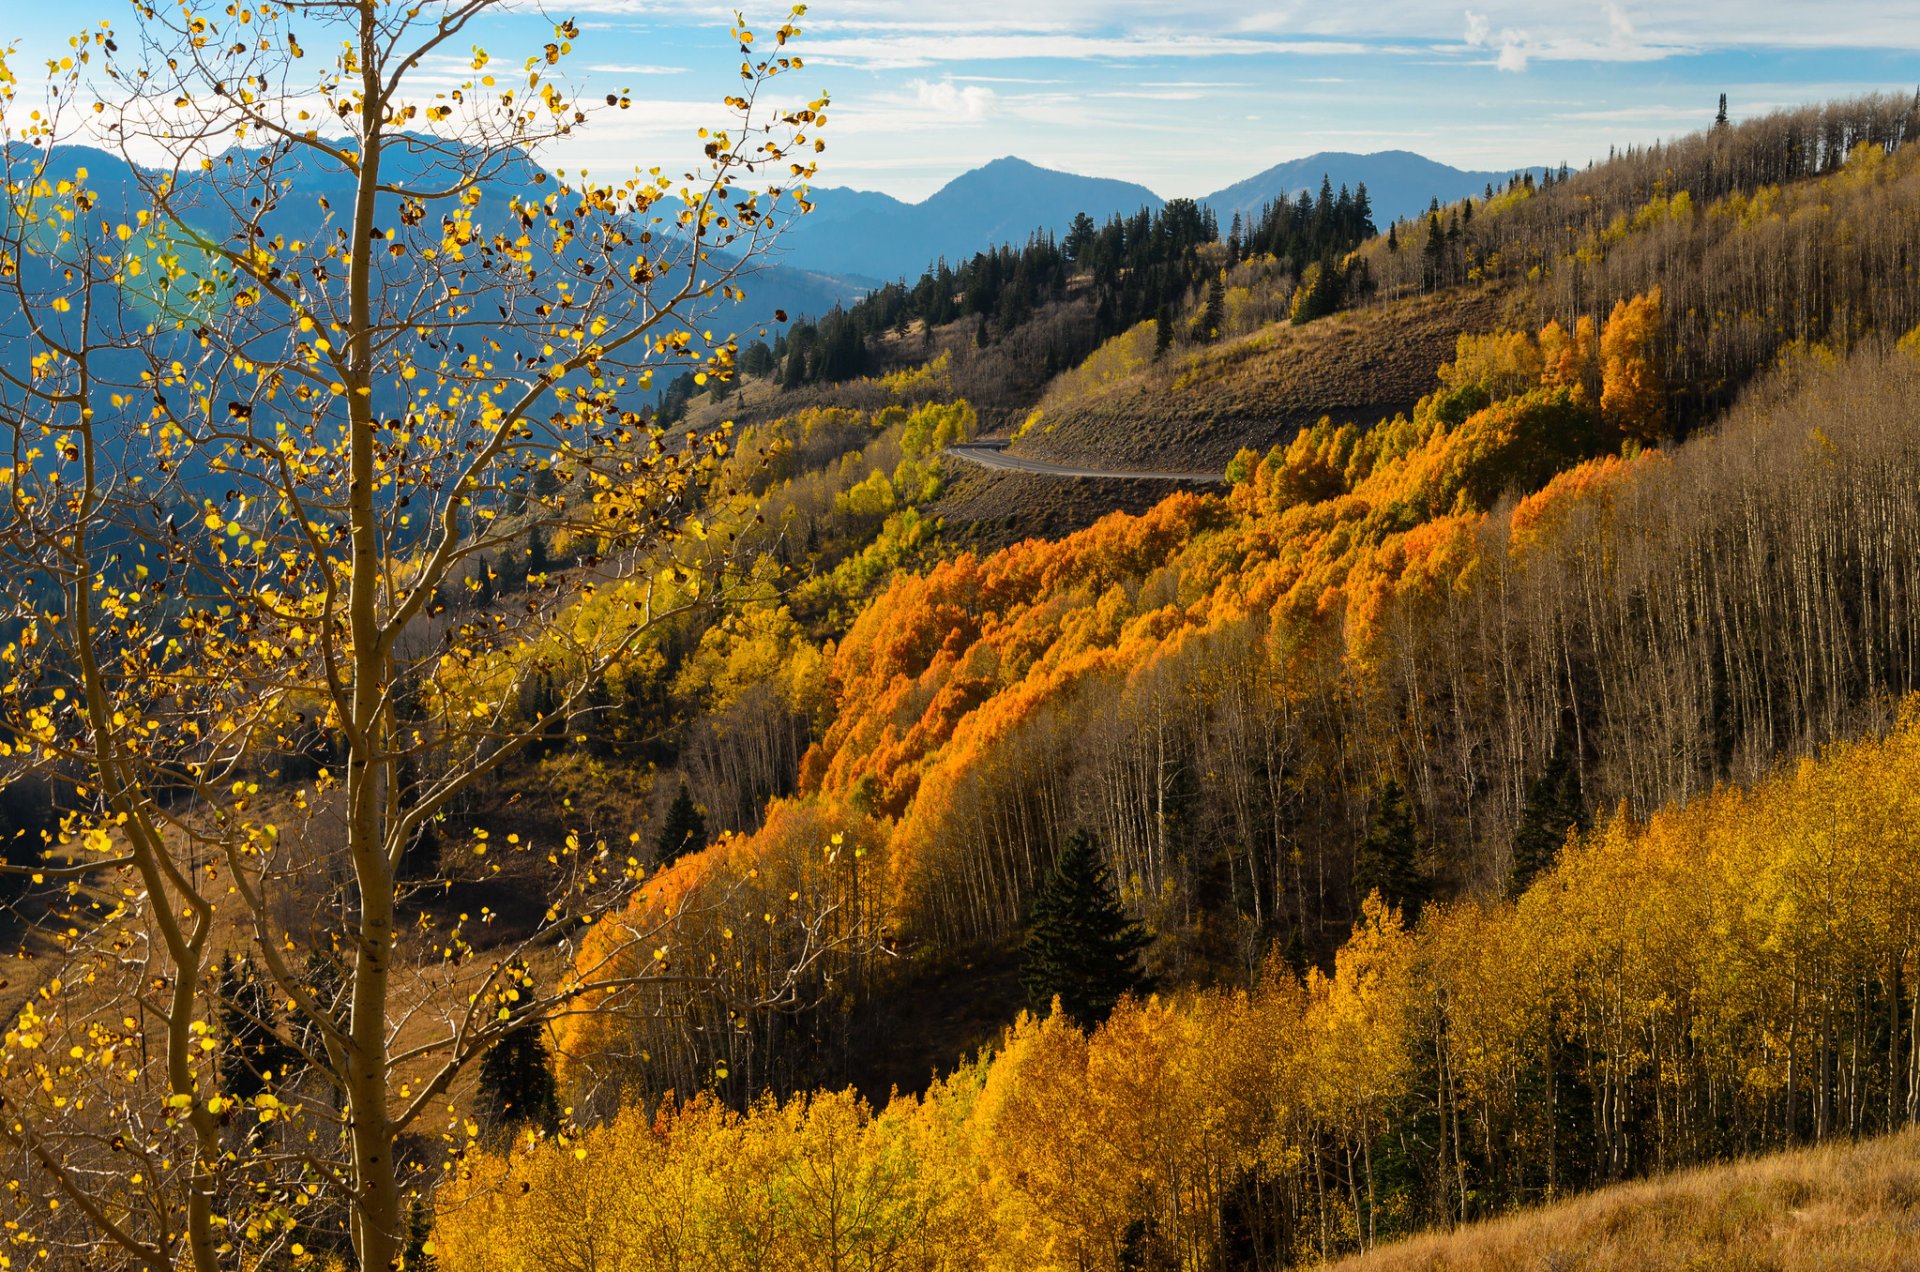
1605,2,1637,45
1496,30,1531,71
586,63,689,75
910,79,1000,120
555,0,1920,56
1465,10,1530,71
790,32,1378,71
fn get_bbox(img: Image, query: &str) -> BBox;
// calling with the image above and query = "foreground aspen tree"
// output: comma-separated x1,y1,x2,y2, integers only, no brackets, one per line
0,2,827,1266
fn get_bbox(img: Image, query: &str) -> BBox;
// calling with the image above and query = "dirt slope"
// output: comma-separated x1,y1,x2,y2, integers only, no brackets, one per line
1018,286,1512,471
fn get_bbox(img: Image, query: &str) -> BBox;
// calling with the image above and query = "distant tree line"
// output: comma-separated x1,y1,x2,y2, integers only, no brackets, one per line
1372,91,1920,420
642,176,1384,420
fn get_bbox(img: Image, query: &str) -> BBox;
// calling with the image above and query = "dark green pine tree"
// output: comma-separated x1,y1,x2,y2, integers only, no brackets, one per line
1201,273,1226,341
218,953,297,1099
1353,779,1427,921
654,781,707,866
780,340,807,388
1509,745,1587,896
473,1013,561,1139
402,1196,437,1270
1021,830,1150,1028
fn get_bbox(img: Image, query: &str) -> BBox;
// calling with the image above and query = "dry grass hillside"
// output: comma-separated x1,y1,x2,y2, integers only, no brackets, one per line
1016,286,1512,470
932,463,1203,549
1330,1129,1920,1272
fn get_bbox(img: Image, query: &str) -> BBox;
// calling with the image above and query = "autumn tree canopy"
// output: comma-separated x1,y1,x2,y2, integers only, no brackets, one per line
0,2,827,1267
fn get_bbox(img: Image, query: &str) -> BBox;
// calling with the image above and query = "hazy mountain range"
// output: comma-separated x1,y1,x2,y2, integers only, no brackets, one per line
6,141,1540,374
777,151,1543,285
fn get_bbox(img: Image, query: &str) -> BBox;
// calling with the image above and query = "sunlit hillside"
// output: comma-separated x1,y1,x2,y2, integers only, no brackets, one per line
1327,1128,1920,1272
4,1,1920,1268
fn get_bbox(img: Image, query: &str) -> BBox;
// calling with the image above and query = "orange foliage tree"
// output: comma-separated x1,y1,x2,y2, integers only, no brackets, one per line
451,706,1920,1266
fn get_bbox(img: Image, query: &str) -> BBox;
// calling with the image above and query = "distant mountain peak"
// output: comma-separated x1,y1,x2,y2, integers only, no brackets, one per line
1200,150,1543,226
773,149,1540,287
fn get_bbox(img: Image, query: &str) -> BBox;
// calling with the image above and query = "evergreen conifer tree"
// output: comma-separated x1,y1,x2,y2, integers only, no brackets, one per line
1509,745,1587,896
1021,831,1150,1027
1353,779,1427,921
655,781,707,866
218,953,296,1099
1203,274,1226,341
402,1197,437,1270
473,1003,561,1139
1064,210,1097,264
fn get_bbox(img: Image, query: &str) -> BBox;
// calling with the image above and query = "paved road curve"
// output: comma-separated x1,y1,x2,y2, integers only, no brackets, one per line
945,441,1223,484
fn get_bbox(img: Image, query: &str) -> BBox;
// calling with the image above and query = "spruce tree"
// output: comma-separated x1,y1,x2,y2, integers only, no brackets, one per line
1021,830,1150,1028
1353,779,1427,921
1509,745,1587,896
473,1012,561,1139
655,781,707,866
402,1196,437,1271
218,953,296,1099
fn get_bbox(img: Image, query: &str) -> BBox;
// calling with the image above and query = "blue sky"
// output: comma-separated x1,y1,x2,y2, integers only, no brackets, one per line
9,2,1919,200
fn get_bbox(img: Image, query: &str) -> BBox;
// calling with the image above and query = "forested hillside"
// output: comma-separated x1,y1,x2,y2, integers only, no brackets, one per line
557,322,1920,1104
444,708,1920,1268
5,4,1920,1265
449,95,1920,1269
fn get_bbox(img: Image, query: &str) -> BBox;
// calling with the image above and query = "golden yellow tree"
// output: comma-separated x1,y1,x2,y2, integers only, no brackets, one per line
0,2,826,1267
1599,287,1666,443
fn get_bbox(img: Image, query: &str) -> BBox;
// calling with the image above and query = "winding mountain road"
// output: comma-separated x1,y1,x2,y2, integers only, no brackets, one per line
945,441,1224,484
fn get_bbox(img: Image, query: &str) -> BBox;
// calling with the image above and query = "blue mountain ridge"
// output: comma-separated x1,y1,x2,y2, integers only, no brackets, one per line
780,150,1544,285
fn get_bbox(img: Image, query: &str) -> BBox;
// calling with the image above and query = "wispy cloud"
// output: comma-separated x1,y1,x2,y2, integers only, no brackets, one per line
800,32,1376,71
1463,10,1530,72
586,63,689,76
557,0,1920,56
909,79,1001,120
